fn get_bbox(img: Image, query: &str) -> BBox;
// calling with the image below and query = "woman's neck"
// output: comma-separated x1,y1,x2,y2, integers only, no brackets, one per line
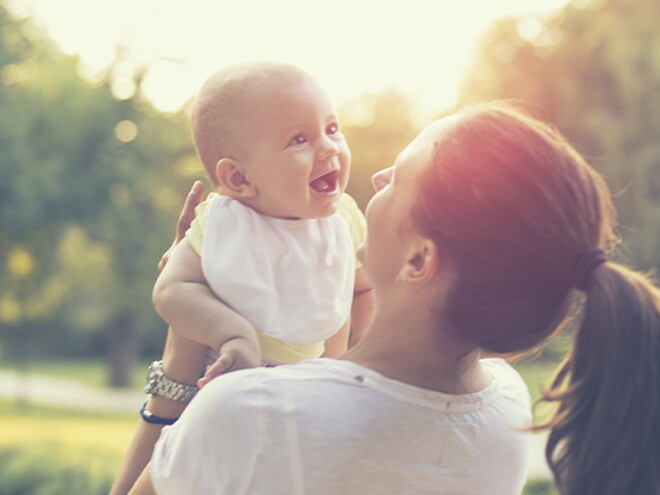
341,307,491,394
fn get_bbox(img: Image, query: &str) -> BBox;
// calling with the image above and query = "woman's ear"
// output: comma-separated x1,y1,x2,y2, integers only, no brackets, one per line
215,158,256,197
398,238,440,284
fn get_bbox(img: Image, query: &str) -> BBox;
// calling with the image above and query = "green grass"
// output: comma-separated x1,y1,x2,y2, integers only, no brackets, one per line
514,358,562,423
0,399,138,495
0,355,567,431
523,479,559,495
1,354,565,392
0,447,116,495
1,356,565,430
513,331,573,423
0,398,136,452
0,398,559,494
0,358,152,390
0,358,562,494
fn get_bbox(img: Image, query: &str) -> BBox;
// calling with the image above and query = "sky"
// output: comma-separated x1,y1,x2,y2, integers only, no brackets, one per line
8,0,571,119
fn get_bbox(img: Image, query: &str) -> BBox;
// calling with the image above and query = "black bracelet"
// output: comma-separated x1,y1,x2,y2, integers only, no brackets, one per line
139,401,178,425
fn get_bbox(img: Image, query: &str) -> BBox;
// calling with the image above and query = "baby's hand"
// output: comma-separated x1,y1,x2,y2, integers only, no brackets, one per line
197,336,261,387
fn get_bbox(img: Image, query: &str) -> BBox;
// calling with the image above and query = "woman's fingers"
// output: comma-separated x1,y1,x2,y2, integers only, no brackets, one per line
176,180,205,242
157,181,205,272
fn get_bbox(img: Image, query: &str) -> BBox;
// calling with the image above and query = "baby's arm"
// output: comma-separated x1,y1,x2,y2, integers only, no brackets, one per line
323,266,374,356
348,267,374,348
322,318,351,358
152,238,261,375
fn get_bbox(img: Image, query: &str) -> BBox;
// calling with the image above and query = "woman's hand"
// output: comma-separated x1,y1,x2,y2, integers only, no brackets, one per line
157,181,205,272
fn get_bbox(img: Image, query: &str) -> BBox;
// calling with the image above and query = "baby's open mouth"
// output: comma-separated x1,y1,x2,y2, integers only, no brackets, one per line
310,171,339,194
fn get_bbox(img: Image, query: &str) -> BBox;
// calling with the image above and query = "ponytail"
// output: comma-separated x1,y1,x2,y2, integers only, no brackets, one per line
541,262,660,495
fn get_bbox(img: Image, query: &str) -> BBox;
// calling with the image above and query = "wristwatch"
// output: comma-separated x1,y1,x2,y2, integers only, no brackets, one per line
144,360,199,403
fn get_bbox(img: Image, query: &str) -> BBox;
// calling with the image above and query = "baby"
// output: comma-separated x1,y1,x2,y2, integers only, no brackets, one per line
150,61,372,393
110,61,373,495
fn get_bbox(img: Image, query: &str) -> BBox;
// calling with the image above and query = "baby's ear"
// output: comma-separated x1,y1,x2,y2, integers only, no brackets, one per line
215,158,256,197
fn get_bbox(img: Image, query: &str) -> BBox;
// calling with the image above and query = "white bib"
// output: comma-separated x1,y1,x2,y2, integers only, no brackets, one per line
201,196,355,343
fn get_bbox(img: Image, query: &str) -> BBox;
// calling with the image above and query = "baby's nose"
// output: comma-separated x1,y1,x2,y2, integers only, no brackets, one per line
318,136,339,161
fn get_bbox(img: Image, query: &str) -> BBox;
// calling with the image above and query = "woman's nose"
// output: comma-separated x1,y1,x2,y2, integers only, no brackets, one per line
371,167,392,191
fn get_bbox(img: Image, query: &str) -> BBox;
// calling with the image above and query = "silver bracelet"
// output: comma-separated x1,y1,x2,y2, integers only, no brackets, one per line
144,360,199,403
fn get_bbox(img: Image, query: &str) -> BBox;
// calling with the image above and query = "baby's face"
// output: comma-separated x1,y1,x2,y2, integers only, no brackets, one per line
236,77,350,219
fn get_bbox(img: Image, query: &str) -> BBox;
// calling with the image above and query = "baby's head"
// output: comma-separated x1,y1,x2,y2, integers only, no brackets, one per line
192,61,350,219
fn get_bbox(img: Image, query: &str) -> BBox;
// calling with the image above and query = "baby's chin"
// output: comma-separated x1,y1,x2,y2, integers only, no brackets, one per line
263,201,340,221
256,187,344,220
302,198,342,220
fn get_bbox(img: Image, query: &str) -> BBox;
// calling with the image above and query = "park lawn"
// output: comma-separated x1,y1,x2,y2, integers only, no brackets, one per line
0,356,563,424
2,355,564,392
514,358,561,423
0,398,139,493
0,358,153,390
0,392,558,494
1,356,563,424
0,399,136,478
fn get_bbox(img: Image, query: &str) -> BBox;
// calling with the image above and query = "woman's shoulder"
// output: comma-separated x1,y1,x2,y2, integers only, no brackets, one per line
481,358,531,407
189,360,343,414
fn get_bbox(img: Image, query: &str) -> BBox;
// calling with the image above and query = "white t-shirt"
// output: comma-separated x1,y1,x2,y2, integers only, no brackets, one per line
201,195,356,343
150,358,532,495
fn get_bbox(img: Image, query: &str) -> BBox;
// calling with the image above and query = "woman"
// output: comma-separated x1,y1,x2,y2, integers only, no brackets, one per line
131,102,659,495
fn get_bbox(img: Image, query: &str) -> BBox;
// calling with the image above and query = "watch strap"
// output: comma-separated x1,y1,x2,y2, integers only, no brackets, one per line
144,360,199,403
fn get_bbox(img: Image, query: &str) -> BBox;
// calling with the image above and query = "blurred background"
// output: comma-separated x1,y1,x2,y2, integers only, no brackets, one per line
1,0,658,493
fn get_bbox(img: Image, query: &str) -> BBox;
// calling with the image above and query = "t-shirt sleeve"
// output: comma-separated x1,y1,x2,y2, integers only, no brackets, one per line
337,193,367,269
185,195,215,257
149,372,261,494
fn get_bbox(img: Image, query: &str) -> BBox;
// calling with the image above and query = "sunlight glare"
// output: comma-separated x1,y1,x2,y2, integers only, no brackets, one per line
11,0,571,117
114,120,138,143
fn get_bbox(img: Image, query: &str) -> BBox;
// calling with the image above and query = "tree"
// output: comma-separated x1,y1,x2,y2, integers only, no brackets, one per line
341,88,419,211
0,2,197,386
457,0,660,272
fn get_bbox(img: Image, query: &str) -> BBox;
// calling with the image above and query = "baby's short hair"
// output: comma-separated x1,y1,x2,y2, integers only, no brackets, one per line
191,62,310,182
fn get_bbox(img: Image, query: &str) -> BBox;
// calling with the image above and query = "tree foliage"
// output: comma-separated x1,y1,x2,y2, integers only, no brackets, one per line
3,0,656,387
0,2,197,385
458,0,660,272
0,1,419,386
341,88,419,210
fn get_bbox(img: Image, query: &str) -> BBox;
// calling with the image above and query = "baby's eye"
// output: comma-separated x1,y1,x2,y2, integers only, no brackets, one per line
288,133,307,146
326,123,339,135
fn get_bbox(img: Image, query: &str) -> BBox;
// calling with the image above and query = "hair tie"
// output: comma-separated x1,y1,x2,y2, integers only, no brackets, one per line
574,248,607,291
